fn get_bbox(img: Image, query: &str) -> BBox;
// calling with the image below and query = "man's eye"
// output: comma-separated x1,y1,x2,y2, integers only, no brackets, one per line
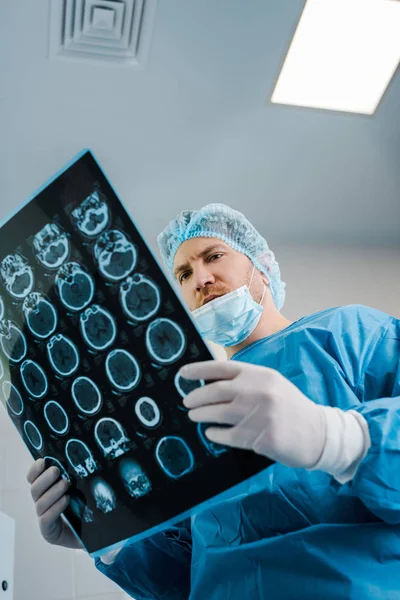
178,254,222,283
208,254,222,262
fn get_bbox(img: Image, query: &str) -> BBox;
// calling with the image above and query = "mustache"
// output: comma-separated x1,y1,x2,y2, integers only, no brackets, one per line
197,288,230,308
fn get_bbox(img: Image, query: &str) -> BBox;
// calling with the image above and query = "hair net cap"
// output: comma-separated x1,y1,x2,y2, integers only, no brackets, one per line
157,203,286,310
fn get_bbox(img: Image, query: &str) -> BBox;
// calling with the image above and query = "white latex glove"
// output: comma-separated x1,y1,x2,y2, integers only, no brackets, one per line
180,360,326,469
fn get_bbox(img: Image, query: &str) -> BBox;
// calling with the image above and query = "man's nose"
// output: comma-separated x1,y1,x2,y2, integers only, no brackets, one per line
194,265,215,290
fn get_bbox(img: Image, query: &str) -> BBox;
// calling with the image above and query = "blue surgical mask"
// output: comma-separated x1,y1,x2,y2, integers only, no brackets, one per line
191,266,266,347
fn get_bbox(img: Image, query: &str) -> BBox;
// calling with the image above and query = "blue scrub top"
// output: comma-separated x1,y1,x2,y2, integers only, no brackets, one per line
95,304,400,599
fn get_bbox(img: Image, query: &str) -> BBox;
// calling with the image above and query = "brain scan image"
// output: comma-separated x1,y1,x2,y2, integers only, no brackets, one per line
91,477,117,513
0,254,34,299
118,458,152,499
69,495,95,523
33,223,70,269
80,305,117,351
94,230,137,282
146,318,186,365
0,321,27,363
134,397,162,429
0,150,240,558
23,420,43,450
155,436,195,479
23,293,57,339
174,372,205,401
44,401,69,435
105,349,140,392
72,190,110,237
120,274,161,322
20,360,48,398
94,417,130,459
47,334,80,377
56,262,95,312
65,439,98,478
71,376,102,415
197,423,227,456
3,381,24,416
44,456,70,482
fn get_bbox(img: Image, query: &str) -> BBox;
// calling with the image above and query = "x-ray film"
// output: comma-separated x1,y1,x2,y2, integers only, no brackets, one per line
0,151,271,556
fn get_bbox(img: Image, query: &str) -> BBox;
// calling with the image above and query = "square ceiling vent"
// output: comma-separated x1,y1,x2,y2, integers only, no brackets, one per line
49,0,157,67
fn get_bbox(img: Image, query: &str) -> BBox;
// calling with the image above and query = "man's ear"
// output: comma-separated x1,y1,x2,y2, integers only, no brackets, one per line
261,273,269,287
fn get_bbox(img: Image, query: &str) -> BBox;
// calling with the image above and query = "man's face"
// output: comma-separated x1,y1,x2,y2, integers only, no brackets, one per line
173,237,255,311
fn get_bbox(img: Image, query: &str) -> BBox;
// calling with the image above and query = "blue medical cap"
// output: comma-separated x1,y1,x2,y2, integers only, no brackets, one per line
157,203,286,310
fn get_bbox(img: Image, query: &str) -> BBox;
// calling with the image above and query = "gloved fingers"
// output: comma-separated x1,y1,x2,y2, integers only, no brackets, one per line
26,458,46,485
204,426,237,447
30,466,62,502
206,404,265,450
188,401,241,426
39,495,70,531
183,379,234,409
229,422,260,450
204,425,255,450
179,360,243,382
35,477,71,517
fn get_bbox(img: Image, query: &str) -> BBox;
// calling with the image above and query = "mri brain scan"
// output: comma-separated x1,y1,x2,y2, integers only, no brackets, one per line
105,349,141,392
91,478,117,513
94,230,137,282
0,321,27,363
71,376,102,415
23,293,58,339
47,334,80,377
174,372,205,404
80,305,117,351
0,254,34,299
65,439,98,478
134,397,162,429
155,436,195,479
20,360,48,398
44,401,69,435
55,262,95,312
118,458,152,499
197,423,227,456
0,155,231,553
33,223,70,269
146,318,186,365
24,420,43,450
94,417,130,459
72,190,110,237
3,381,24,416
120,274,161,322
69,495,94,523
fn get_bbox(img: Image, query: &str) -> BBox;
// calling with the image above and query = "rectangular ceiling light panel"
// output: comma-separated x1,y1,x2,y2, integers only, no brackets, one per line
271,0,400,114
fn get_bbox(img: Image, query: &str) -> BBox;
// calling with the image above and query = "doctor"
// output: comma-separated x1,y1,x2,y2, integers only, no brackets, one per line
27,203,400,599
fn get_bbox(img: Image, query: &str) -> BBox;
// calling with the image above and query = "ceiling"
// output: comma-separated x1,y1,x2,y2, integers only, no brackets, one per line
0,0,399,258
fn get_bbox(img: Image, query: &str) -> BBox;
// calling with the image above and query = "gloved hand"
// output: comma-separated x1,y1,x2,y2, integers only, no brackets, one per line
26,459,83,549
179,360,326,469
